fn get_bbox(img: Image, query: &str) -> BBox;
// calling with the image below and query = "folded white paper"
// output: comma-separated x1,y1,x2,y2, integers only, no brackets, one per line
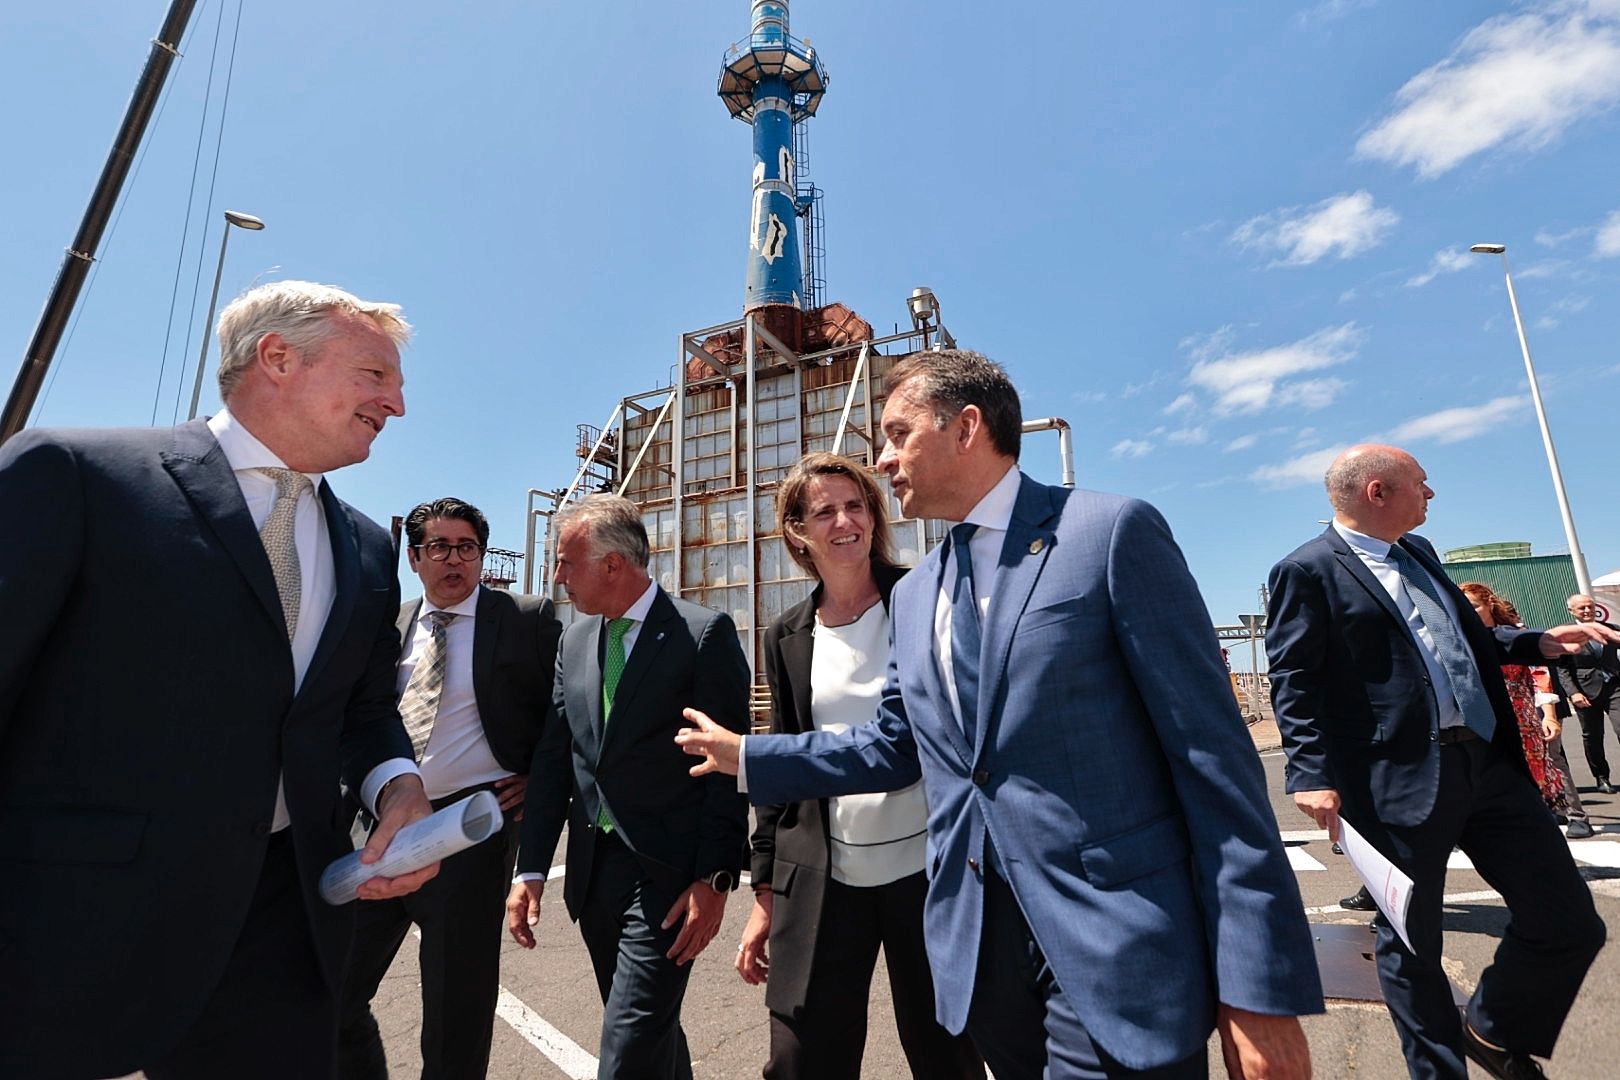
320,790,503,905
1337,816,1415,953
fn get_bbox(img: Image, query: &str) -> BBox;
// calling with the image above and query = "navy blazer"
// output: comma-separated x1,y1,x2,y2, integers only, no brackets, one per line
0,421,411,1078
1267,526,1546,834
517,587,751,919
746,475,1322,1069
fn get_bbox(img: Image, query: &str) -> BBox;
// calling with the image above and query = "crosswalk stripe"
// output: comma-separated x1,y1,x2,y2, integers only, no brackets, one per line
495,987,599,1079
1284,846,1327,872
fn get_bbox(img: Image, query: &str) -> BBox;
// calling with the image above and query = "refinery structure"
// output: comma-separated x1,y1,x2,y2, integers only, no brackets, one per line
521,1,1074,706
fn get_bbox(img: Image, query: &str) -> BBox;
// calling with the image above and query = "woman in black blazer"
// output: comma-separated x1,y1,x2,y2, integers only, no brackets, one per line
736,452,982,1080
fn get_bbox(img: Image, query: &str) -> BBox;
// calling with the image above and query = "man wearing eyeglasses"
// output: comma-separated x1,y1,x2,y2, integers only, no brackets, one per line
339,497,561,1080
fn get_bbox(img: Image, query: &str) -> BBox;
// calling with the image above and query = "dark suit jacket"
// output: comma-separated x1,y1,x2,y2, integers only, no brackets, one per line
1267,526,1546,834
0,421,412,1079
517,586,750,919
1556,622,1620,701
746,477,1321,1068
749,562,906,1016
398,588,561,776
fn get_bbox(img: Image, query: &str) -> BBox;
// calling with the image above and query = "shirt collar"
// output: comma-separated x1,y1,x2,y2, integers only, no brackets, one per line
423,585,482,621
621,577,659,624
956,465,1021,532
207,408,325,490
1333,519,1394,559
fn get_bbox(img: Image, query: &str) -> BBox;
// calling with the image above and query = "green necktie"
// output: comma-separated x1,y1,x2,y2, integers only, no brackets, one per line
597,616,635,833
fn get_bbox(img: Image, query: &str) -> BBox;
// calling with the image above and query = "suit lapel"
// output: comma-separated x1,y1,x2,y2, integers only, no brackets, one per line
397,598,421,647
778,607,817,734
471,587,497,720
599,590,676,762
160,421,283,637
977,476,1057,758
300,480,360,695
1323,526,1416,644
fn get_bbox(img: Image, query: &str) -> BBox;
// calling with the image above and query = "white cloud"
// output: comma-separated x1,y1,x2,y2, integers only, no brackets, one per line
1252,446,1349,489
1072,389,1108,404
1357,3,1620,178
1185,323,1363,415
1110,439,1154,459
1405,248,1475,287
1163,393,1197,416
1232,191,1400,266
1596,210,1620,256
1384,396,1527,443
1167,426,1209,446
1224,434,1260,453
1536,225,1587,247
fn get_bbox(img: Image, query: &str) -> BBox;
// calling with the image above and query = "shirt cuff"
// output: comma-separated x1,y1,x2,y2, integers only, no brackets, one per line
361,758,421,816
1534,692,1560,707
737,735,749,794
513,871,547,884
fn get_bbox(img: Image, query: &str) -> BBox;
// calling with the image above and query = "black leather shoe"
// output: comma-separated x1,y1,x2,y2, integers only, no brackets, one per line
1599,777,1617,795
1339,886,1376,911
1461,1020,1547,1078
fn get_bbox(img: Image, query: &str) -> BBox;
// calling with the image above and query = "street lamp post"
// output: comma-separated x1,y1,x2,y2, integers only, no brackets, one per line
187,210,265,421
1469,243,1592,596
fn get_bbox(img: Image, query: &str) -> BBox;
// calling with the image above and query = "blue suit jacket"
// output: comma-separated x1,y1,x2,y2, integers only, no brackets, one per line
746,474,1322,1069
1267,527,1546,835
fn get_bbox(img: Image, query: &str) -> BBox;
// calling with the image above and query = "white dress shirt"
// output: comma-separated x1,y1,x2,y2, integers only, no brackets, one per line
398,586,510,799
1332,520,1473,730
207,410,417,830
934,464,1022,730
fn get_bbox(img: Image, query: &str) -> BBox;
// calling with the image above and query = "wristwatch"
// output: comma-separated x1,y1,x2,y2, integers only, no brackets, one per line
701,869,736,893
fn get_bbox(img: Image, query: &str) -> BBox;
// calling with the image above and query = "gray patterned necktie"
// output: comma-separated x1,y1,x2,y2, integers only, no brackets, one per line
399,611,458,761
256,468,310,641
1387,544,1497,741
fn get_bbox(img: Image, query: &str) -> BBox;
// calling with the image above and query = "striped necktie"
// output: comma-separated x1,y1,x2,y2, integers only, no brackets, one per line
399,611,458,761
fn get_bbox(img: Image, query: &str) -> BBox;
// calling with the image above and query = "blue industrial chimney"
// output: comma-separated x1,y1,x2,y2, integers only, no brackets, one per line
718,1,827,316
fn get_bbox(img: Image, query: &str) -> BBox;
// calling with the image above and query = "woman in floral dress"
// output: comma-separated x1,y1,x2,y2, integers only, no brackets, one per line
1460,582,1568,815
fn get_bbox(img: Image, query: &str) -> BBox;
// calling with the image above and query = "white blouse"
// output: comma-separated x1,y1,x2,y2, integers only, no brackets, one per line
810,601,929,887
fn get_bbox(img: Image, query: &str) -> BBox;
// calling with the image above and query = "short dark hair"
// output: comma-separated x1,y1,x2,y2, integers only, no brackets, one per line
888,349,1022,459
405,497,490,549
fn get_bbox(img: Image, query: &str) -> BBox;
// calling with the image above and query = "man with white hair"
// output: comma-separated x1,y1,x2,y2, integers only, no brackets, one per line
0,280,438,1079
1557,592,1620,795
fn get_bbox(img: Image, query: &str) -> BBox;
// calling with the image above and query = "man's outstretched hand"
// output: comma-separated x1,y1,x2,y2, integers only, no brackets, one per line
1540,621,1620,657
674,708,742,777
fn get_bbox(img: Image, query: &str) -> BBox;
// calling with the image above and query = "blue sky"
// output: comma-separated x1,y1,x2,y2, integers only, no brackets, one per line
4,1,1619,659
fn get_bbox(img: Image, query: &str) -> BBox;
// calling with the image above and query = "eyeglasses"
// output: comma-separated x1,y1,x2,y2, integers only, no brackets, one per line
413,540,484,562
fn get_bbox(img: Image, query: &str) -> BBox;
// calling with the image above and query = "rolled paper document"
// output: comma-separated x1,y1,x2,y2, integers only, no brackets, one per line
320,789,503,905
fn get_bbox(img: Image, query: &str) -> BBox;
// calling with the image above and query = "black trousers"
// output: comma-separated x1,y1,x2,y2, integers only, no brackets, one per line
1373,736,1606,1080
964,869,1207,1080
578,833,696,1080
764,871,983,1080
337,789,520,1080
145,832,336,1080
1572,681,1620,781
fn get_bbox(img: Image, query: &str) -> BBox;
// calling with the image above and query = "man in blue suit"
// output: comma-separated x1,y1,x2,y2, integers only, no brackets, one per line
677,351,1321,1078
1267,444,1609,1080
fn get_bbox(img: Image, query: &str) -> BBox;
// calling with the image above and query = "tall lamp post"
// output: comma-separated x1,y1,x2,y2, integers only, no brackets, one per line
187,210,265,421
1470,242,1592,595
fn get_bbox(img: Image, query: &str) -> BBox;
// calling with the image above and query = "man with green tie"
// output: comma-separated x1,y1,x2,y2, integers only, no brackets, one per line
506,494,750,1080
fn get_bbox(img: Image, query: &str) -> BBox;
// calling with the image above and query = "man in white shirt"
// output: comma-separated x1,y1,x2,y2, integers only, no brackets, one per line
0,280,437,1080
340,498,561,1079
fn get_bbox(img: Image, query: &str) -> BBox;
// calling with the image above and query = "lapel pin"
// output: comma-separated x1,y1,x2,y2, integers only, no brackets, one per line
657,632,666,641
1029,538,1045,555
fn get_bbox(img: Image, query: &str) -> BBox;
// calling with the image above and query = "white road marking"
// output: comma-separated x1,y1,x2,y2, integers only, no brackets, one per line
1566,840,1620,868
495,987,599,1079
1284,846,1327,872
